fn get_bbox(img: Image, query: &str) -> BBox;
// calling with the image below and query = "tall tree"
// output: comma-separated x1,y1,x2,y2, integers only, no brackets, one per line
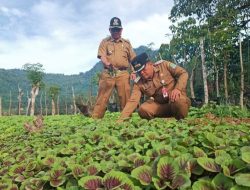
48,85,60,115
17,84,24,115
239,34,244,108
200,38,209,104
23,63,44,116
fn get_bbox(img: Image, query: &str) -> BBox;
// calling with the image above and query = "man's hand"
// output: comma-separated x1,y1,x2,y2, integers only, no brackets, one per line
130,72,137,81
170,89,181,102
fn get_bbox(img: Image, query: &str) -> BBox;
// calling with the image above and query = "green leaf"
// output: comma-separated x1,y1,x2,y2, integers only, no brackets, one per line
206,133,224,145
131,165,152,185
197,157,221,172
192,180,216,190
241,146,250,164
193,146,207,158
235,174,250,187
215,150,232,166
230,185,250,190
212,173,234,189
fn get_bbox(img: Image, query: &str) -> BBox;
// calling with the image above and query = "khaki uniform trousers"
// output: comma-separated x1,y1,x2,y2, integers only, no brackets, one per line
138,94,191,120
92,70,131,119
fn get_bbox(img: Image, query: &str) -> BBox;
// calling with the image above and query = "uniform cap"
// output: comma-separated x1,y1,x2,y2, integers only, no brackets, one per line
109,17,122,28
131,53,150,73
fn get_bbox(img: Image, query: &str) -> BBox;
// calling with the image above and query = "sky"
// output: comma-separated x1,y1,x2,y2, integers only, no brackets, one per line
0,0,174,75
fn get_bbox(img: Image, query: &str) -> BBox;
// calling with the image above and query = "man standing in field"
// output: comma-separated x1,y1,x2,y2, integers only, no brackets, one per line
77,17,136,118
118,52,191,121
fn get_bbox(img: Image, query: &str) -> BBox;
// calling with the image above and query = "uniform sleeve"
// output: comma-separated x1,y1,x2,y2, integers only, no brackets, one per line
126,40,136,72
127,41,136,62
119,84,142,119
166,62,189,91
97,39,106,59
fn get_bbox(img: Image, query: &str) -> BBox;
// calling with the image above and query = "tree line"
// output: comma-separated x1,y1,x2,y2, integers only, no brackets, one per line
0,46,156,116
158,0,250,109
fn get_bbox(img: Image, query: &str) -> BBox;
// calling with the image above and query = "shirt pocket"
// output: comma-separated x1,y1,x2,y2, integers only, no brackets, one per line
107,45,114,56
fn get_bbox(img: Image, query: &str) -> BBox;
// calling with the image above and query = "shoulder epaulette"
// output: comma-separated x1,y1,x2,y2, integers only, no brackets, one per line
134,76,141,83
122,38,131,44
154,60,164,65
103,36,112,41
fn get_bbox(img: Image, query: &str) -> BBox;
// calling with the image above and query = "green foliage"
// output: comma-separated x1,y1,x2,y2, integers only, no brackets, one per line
22,63,44,86
48,85,61,100
0,107,250,189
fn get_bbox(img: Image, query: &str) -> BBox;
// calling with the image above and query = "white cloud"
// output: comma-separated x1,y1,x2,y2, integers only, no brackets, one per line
0,0,174,74
124,13,172,49
0,6,25,17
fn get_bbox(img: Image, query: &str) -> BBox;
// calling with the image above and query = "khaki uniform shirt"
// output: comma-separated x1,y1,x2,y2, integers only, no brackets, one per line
97,36,136,68
120,60,189,119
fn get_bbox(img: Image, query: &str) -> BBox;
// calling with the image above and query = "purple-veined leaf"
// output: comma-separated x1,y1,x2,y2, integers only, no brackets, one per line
144,131,159,141
189,158,204,175
131,165,152,185
50,167,66,179
152,177,169,190
86,164,100,175
16,154,26,162
176,153,193,170
223,159,246,177
127,153,141,163
9,184,18,190
9,164,26,176
134,156,150,168
50,176,66,187
157,156,179,180
29,178,45,189
25,161,37,172
146,149,159,161
69,164,85,178
14,175,25,182
171,174,191,189
103,171,135,190
42,155,56,167
197,157,221,172
78,176,103,189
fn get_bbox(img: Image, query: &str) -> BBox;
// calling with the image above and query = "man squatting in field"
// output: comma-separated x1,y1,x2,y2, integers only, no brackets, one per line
117,52,191,122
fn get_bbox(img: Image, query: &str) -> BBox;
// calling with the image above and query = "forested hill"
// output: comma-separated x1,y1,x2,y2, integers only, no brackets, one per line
0,46,157,110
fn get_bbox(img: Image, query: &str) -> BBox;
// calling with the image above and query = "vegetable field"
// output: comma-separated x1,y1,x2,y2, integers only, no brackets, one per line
0,106,250,190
